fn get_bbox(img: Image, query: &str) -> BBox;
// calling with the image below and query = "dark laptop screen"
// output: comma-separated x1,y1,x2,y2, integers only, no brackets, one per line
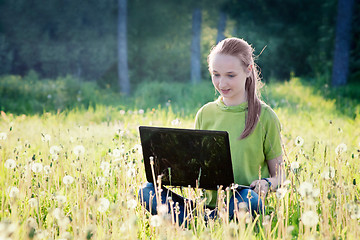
139,126,234,190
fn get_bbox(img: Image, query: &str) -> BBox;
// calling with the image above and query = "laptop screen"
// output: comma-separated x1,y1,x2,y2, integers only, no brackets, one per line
139,126,234,190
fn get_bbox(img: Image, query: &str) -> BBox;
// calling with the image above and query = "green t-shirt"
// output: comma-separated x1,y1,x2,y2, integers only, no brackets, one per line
195,97,282,207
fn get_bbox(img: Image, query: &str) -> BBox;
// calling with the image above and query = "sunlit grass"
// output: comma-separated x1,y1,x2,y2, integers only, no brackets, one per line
1,78,360,239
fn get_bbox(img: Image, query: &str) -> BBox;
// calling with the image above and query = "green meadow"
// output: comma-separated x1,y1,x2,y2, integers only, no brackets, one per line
1,76,360,239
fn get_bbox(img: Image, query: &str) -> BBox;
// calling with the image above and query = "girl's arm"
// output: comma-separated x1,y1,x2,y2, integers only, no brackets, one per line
250,155,285,195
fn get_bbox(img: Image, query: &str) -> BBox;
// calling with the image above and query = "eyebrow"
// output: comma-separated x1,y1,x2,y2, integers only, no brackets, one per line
212,70,236,74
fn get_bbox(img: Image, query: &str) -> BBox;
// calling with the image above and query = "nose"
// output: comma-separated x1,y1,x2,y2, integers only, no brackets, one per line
218,77,227,88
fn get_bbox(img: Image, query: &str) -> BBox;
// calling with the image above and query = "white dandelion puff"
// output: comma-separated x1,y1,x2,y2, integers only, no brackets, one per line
31,162,43,173
276,187,288,199
321,166,335,179
127,199,137,209
171,118,181,126
110,148,122,158
150,215,162,227
50,145,61,155
282,179,291,186
96,176,107,186
290,161,300,173
56,195,67,205
119,110,126,115
298,182,313,198
126,167,136,178
73,145,85,156
44,165,51,174
63,175,74,185
100,161,110,171
98,198,110,212
41,134,51,142
8,186,20,198
138,109,144,114
26,217,38,229
0,132,7,140
5,159,16,169
294,136,304,147
53,208,64,220
28,198,38,208
301,211,319,227
335,143,347,155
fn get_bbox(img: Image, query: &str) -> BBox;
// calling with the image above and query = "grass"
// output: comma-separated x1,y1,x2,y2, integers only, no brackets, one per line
0,77,360,239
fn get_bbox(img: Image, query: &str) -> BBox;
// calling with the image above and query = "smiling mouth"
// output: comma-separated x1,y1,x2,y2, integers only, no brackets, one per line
220,89,230,94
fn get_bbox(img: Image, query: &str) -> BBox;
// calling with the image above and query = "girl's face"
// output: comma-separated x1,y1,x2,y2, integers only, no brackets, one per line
210,54,250,106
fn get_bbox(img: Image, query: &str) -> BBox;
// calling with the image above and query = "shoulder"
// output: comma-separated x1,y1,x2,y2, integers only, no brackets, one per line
260,102,281,129
196,101,218,115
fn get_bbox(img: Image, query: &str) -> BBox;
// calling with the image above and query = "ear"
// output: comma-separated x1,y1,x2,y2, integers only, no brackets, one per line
246,65,252,77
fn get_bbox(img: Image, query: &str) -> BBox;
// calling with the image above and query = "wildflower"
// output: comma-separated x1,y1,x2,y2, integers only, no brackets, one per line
301,211,319,227
73,145,85,156
98,198,110,212
100,161,110,171
63,175,74,185
294,136,304,147
56,195,67,205
290,161,300,173
347,203,360,219
96,176,107,186
321,166,335,179
276,187,288,199
282,179,291,186
127,199,137,209
110,149,123,158
28,198,38,208
171,118,181,126
133,144,142,153
4,159,16,169
150,215,162,227
31,162,43,173
120,110,126,115
138,109,144,114
50,145,61,155
335,143,347,155
44,165,51,174
41,134,51,142
126,167,136,178
298,182,313,198
0,132,7,140
53,208,64,220
8,187,20,198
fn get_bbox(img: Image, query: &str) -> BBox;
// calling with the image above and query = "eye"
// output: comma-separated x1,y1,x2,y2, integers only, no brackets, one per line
228,75,235,78
213,73,220,77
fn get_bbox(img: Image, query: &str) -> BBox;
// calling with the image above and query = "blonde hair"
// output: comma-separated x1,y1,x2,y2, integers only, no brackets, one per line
208,38,263,139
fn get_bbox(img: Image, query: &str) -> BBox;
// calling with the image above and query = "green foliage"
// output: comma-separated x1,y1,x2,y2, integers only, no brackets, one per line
0,73,126,114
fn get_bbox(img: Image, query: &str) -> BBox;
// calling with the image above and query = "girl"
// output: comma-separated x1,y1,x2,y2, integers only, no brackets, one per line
139,37,285,225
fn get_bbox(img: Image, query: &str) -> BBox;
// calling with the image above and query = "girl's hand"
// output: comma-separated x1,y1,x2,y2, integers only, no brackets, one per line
250,179,270,197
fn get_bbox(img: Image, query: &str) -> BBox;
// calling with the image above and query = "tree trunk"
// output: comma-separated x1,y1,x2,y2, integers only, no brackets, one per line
216,11,227,43
118,0,130,95
331,0,355,87
190,7,202,84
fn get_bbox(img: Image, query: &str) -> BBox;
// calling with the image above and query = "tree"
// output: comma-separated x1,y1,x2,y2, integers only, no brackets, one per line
190,7,202,84
331,0,355,86
118,0,130,95
216,11,227,43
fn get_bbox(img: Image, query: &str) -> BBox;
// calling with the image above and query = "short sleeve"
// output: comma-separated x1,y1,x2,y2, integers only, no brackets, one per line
194,108,203,130
263,107,282,161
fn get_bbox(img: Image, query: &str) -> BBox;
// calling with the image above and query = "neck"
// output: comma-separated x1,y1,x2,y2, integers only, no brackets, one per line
222,95,247,106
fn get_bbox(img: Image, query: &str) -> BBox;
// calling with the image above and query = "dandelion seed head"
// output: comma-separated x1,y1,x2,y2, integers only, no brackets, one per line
295,136,304,147
100,161,110,171
127,199,138,209
119,110,126,115
50,145,61,155
298,182,313,198
290,161,300,172
321,166,335,179
0,132,7,140
41,134,51,142
138,109,144,114
335,143,347,155
150,215,162,227
63,175,74,185
8,186,19,198
31,162,43,173
98,198,110,212
4,159,16,169
56,195,67,205
171,118,181,126
44,165,51,174
276,187,288,199
301,211,319,227
28,198,38,208
73,145,85,156
96,176,107,186
53,208,64,220
26,217,38,229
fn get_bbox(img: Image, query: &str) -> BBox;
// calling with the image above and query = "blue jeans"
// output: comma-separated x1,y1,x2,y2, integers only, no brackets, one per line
138,182,263,225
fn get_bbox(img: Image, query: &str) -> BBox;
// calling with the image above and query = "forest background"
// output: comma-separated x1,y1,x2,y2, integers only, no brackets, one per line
0,0,359,114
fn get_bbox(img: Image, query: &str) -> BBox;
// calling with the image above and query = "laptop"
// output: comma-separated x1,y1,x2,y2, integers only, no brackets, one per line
139,126,236,190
